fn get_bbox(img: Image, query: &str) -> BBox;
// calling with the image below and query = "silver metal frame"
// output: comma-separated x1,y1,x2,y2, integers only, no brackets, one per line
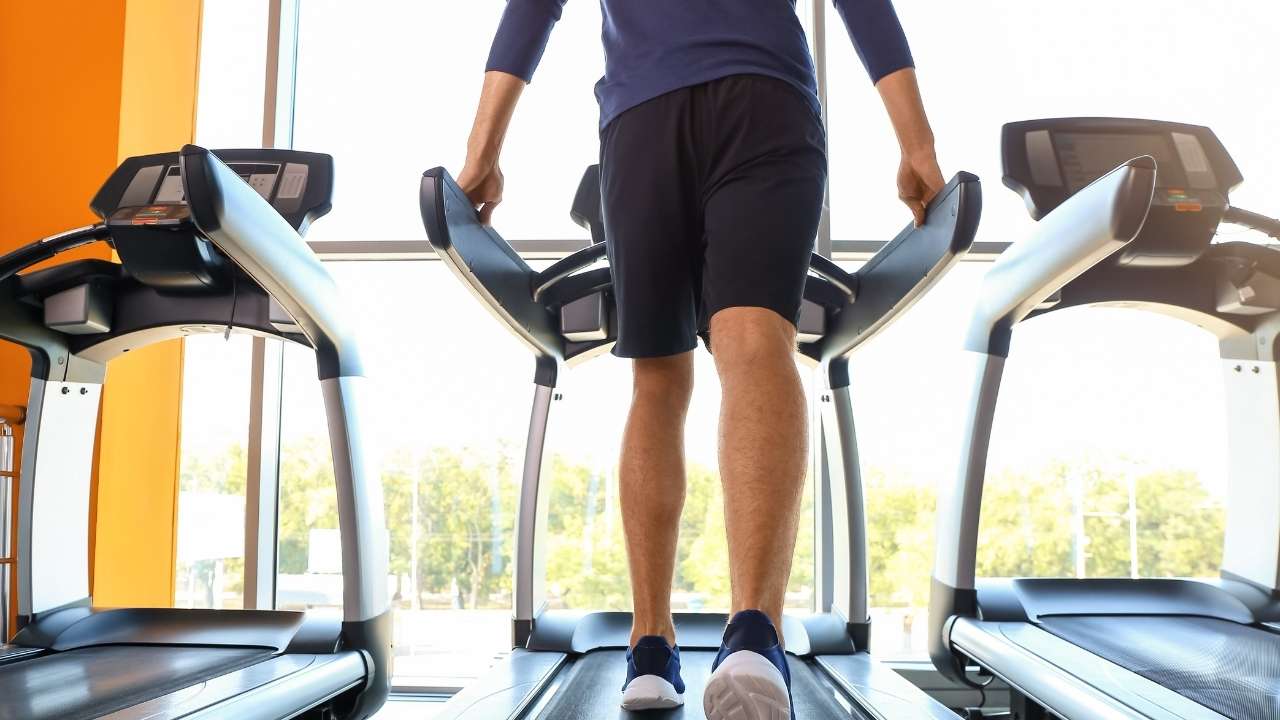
934,159,1156,593
515,384,555,627
0,408,17,641
819,384,869,626
1219,354,1280,589
950,620,1227,720
16,379,101,617
194,150,390,623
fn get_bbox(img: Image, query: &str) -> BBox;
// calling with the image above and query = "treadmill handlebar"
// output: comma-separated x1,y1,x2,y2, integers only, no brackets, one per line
0,224,111,285
532,243,608,304
964,157,1157,358
809,171,981,375
420,167,565,363
1224,206,1280,241
181,145,364,381
808,254,858,300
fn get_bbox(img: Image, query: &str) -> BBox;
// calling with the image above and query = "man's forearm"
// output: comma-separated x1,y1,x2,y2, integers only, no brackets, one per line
466,71,528,166
875,68,935,156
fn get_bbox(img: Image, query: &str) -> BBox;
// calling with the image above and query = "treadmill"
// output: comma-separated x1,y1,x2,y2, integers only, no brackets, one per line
0,146,391,719
419,163,982,718
930,118,1280,719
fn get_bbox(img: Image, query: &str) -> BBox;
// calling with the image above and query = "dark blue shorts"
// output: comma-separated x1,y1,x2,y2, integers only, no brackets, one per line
600,74,828,359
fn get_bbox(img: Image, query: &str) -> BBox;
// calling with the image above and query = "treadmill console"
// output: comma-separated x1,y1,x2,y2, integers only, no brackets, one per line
90,149,334,291
1003,118,1243,266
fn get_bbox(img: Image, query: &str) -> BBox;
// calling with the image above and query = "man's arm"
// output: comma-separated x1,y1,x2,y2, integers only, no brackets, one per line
459,72,525,224
832,0,944,225
459,0,568,223
877,68,944,226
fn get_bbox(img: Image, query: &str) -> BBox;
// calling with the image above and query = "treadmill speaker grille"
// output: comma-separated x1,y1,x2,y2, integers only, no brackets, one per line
1040,615,1280,720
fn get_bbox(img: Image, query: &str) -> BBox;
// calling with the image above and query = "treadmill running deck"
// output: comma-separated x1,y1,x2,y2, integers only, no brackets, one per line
532,649,861,719
0,645,272,720
1041,615,1280,719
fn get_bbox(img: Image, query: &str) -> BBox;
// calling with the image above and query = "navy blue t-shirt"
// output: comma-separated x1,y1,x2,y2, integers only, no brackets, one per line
486,0,914,128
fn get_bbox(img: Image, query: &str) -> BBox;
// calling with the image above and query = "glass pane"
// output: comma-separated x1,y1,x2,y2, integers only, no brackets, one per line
844,258,1230,659
275,259,819,690
277,261,531,689
824,1,1280,242
176,333,253,609
293,2,605,241
543,353,816,614
844,261,986,659
194,0,268,147
981,308,1227,581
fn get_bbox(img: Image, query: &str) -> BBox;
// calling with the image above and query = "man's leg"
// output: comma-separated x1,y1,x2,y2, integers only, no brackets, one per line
621,352,695,647
710,307,808,642
698,75,825,719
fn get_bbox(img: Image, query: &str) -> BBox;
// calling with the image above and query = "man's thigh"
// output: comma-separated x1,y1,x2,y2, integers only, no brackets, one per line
600,90,704,359
700,76,828,334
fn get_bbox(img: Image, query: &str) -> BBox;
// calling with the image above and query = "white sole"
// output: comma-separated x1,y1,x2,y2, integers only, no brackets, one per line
703,650,791,720
621,674,685,710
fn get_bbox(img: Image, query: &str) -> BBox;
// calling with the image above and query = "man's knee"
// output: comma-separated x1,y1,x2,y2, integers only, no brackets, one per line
709,307,796,371
633,352,695,407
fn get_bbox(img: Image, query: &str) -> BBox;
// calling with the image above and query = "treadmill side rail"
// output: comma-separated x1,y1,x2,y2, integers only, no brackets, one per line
99,651,368,720
815,653,958,720
951,619,1229,720
432,649,568,720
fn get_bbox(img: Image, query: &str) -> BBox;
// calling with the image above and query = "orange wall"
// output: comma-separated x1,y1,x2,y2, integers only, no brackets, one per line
0,0,127,635
0,0,203,621
93,0,203,608
0,4,125,392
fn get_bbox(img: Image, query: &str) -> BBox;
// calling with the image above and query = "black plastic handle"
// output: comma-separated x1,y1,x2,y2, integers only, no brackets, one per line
0,225,110,284
1224,206,1280,240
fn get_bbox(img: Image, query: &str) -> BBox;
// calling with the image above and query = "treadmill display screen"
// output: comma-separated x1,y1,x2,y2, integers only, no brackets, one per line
1053,132,1187,191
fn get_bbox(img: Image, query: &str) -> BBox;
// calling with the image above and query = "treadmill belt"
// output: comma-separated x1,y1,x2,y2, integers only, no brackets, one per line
0,644,273,720
534,649,857,719
1040,615,1280,720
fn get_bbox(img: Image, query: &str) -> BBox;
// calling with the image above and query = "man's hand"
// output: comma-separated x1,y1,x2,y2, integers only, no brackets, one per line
459,71,527,225
458,160,505,225
875,68,945,226
897,147,945,227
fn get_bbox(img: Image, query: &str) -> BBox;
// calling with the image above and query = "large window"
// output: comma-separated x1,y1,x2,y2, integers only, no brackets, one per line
193,0,268,148
824,1,1280,243
175,334,253,609
274,261,529,688
271,261,817,688
980,308,1228,582
175,0,1280,693
292,1,605,241
543,354,817,615
824,0,1277,659
843,260,1231,659
173,0,270,611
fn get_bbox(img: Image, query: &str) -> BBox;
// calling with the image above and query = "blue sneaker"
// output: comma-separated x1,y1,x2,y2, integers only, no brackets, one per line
620,635,685,710
705,610,793,720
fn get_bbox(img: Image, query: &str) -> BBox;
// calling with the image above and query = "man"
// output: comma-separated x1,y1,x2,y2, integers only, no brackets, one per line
458,1,944,716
